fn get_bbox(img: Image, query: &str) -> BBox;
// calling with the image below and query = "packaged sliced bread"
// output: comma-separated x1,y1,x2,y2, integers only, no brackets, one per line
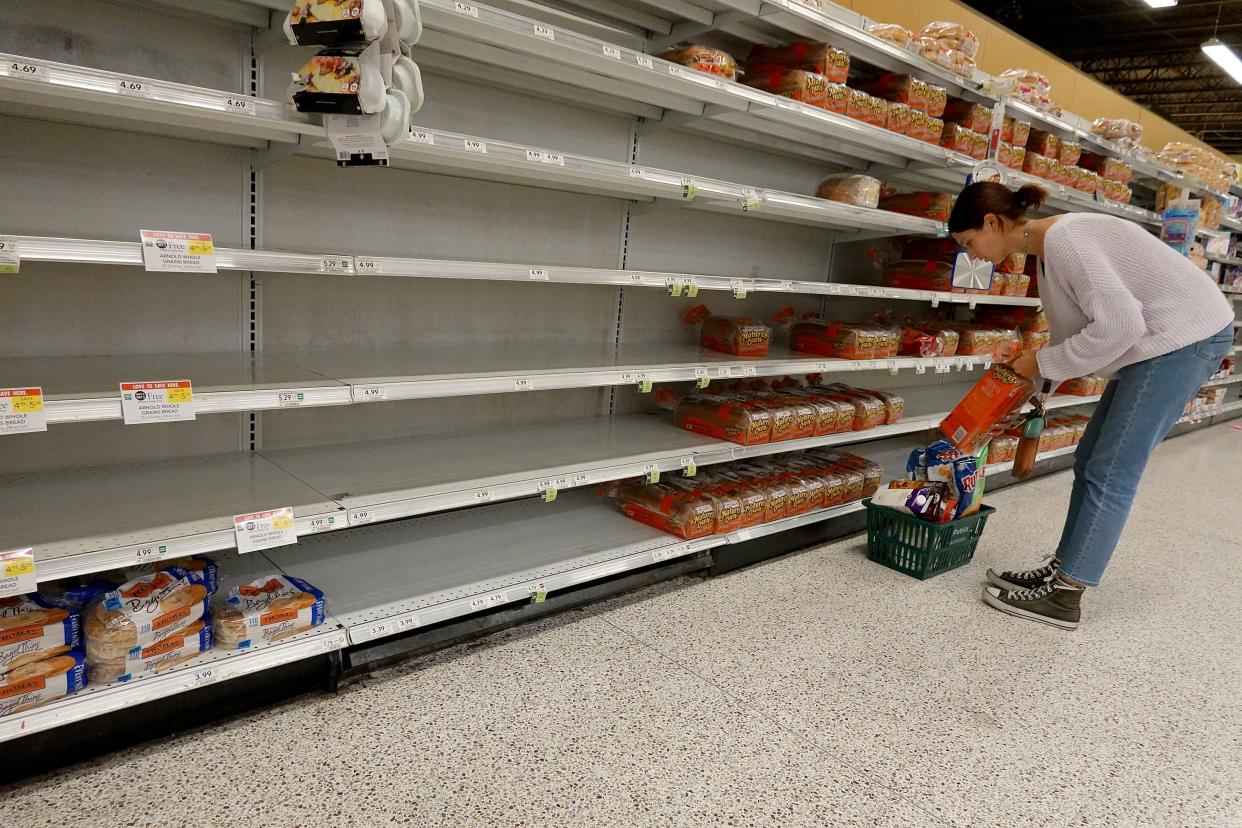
214,576,325,650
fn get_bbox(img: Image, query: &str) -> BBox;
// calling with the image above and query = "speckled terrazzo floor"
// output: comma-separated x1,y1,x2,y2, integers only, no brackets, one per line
3,424,1241,828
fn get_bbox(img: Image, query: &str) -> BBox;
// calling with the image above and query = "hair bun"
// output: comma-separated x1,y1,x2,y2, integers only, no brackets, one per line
1013,184,1047,212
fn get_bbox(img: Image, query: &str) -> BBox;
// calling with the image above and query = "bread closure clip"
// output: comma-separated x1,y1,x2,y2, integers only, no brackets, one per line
284,0,425,165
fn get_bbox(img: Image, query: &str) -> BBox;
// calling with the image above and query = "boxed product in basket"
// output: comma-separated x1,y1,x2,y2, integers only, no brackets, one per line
214,575,325,650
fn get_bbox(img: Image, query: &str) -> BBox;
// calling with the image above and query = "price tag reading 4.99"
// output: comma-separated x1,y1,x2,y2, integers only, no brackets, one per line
139,230,217,273
119,380,195,425
233,506,297,554
0,387,47,435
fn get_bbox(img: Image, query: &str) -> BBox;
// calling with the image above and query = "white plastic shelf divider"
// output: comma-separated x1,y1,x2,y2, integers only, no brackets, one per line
0,552,349,743
2,352,350,423
17,236,1032,305
5,454,346,584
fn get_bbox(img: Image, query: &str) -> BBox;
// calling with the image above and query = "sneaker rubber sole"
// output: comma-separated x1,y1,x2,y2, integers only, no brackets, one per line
982,587,1080,630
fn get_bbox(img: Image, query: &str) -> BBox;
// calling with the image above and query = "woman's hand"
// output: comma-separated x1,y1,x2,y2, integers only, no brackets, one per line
1009,349,1041,378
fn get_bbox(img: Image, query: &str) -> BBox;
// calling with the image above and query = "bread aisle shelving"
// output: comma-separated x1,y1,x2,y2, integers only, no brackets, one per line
1,0,1240,756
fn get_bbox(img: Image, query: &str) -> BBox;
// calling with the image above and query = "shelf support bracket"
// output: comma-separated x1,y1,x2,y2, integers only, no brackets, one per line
251,135,305,171
636,104,730,136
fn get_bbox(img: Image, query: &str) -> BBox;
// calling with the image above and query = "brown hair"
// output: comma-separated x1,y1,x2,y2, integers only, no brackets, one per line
947,182,1047,234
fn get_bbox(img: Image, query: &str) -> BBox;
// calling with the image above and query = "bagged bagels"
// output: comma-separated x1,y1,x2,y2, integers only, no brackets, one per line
214,575,325,650
0,650,87,717
0,594,82,677
88,618,213,685
84,570,208,664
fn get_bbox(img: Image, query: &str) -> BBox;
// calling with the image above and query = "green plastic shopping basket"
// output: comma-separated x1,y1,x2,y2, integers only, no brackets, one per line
864,500,996,580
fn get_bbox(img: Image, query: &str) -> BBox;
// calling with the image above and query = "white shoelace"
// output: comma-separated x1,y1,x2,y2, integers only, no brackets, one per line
1011,558,1057,581
1007,581,1058,602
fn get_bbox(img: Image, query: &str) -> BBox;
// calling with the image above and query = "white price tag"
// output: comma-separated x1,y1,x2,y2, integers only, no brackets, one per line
0,548,35,599
354,257,383,274
0,237,18,274
513,377,533,391
474,489,493,504
888,361,900,376
463,139,487,154
693,368,710,388
189,665,221,688
454,1,479,16
393,615,420,633
571,472,590,486
0,387,46,435
276,391,305,407
528,268,550,281
637,55,653,69
966,362,975,371
603,45,622,60
984,358,993,370
6,61,46,81
533,23,554,40
668,65,684,78
935,361,951,374
730,279,752,298
233,506,297,554
119,380,195,425
352,385,387,402
410,129,434,145
741,189,762,213
652,543,691,562
350,508,373,526
643,462,659,484
222,95,256,116
775,96,798,109
132,544,165,563
116,77,150,98
680,456,697,477
318,255,354,275
470,592,507,611
629,167,645,179
523,148,564,166
139,230,216,273
915,363,927,375
306,515,341,532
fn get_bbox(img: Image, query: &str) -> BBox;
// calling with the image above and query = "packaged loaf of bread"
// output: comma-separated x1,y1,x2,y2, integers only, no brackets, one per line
0,650,87,717
940,122,974,155
1056,376,1099,396
747,42,849,84
906,110,929,142
975,306,1048,333
946,49,975,77
776,387,853,434
878,191,955,221
920,22,980,57
214,575,325,650
0,595,81,677
883,259,952,292
923,116,944,144
88,618,213,685
789,321,896,360
925,85,947,118
1022,151,1052,179
862,74,929,113
617,480,718,539
942,100,989,134
824,384,904,425
916,36,948,68
1026,130,1060,159
989,434,1019,464
683,304,770,356
743,68,829,108
666,476,744,534
866,23,914,49
997,141,1015,169
697,470,768,528
98,555,220,598
1058,140,1081,165
750,391,818,440
1002,117,1031,148
1021,330,1050,351
822,82,849,114
1078,152,1132,184
807,386,885,431
668,392,773,445
740,392,798,442
816,174,880,208
85,571,208,664
884,102,911,135
969,130,987,160
806,449,883,497
659,45,737,80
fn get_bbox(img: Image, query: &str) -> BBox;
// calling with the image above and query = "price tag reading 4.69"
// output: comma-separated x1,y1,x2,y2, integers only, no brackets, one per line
6,61,46,82
0,387,46,435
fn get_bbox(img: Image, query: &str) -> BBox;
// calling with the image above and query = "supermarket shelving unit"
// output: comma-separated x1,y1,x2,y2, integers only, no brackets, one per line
2,0,1240,767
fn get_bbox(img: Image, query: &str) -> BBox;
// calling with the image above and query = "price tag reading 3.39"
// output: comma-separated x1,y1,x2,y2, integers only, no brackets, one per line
0,387,47,435
119,380,195,425
139,230,216,273
233,506,297,554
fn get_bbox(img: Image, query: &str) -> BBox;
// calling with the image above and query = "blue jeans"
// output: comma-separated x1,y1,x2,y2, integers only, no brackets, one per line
1055,324,1236,586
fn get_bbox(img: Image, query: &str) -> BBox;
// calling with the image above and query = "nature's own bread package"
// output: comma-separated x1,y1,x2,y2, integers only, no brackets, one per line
683,304,771,356
214,575,325,650
84,571,209,664
747,42,849,84
659,45,738,80
815,174,881,208
0,651,88,718
0,595,82,677
87,618,214,684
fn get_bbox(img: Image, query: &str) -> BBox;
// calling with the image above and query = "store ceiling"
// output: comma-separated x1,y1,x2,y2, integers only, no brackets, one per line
961,0,1242,153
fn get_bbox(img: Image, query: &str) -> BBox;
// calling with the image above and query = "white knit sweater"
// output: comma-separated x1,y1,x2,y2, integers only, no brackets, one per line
1034,213,1236,382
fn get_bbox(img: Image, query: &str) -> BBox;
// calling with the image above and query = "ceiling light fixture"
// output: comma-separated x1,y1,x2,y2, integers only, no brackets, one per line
1203,37,1242,84
1142,0,1177,7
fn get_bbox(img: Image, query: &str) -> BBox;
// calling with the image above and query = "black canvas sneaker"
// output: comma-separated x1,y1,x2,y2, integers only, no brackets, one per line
982,580,1083,630
986,558,1058,591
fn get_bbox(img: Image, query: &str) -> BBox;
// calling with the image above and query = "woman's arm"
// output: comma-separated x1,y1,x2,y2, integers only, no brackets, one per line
1035,242,1146,382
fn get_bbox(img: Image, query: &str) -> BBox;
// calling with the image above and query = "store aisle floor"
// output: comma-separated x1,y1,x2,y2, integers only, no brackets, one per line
5,424,1241,828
